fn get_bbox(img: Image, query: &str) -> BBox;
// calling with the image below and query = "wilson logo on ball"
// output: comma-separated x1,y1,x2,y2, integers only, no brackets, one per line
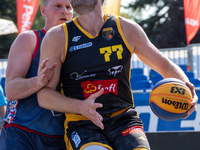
162,98,189,110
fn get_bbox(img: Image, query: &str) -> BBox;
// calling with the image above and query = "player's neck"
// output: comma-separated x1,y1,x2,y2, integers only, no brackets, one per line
76,12,105,37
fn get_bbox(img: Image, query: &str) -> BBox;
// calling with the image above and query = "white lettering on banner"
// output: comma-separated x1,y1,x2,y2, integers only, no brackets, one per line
21,4,33,32
136,104,200,132
24,0,31,2
181,104,200,131
135,106,158,132
185,18,199,27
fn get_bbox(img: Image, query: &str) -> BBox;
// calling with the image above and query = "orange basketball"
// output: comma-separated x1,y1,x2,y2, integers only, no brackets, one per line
149,78,192,121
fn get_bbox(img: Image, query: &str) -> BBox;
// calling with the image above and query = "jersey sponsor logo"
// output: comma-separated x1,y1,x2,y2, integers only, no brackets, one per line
122,126,144,137
69,42,92,52
4,100,19,124
72,35,81,42
100,44,123,62
81,79,118,98
108,65,123,76
71,131,81,148
102,27,115,40
70,70,96,80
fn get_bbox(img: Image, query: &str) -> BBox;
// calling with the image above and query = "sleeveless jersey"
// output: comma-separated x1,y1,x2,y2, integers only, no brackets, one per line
4,29,65,136
61,14,134,117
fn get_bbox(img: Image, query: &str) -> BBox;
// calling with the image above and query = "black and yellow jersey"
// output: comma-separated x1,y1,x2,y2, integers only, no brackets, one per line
61,14,134,116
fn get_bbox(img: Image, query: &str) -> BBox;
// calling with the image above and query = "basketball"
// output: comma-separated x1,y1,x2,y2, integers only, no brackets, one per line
149,78,192,121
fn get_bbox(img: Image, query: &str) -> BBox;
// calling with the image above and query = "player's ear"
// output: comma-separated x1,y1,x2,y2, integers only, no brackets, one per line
40,5,47,17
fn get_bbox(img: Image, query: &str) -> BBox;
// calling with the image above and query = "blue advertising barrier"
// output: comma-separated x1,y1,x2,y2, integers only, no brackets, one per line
133,88,200,132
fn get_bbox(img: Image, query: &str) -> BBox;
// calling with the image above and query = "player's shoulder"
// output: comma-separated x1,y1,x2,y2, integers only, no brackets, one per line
12,30,37,48
16,30,36,41
45,24,65,41
118,16,143,31
47,24,64,35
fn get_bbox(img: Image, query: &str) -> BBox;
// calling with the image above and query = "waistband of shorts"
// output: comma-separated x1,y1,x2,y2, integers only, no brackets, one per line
65,107,131,123
4,123,64,138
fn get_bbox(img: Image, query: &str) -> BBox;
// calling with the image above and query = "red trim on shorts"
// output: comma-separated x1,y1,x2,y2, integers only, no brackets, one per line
122,125,144,137
4,123,64,138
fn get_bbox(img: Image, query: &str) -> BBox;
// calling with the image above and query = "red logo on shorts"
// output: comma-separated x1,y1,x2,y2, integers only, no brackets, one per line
122,126,144,137
81,79,118,98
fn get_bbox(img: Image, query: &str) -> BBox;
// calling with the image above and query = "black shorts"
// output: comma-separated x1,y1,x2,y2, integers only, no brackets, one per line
0,127,66,150
65,107,151,150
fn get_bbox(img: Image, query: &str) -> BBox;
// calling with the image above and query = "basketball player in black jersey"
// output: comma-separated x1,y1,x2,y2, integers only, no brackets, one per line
38,0,198,150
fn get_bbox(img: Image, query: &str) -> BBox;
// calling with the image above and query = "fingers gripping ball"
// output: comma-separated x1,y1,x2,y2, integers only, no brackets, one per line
149,78,192,121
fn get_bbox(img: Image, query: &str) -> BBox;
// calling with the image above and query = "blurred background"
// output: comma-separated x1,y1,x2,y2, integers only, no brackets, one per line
1,0,200,149
1,0,200,59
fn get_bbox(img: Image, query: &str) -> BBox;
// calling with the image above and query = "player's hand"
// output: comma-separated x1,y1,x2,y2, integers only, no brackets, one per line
80,88,104,129
37,58,57,87
183,82,198,119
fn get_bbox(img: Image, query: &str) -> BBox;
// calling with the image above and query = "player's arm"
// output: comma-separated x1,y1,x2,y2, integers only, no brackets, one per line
120,17,198,117
37,25,104,129
5,31,51,101
0,104,6,131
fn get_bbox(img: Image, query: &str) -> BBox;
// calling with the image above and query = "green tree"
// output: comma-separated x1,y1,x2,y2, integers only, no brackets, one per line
127,0,200,48
32,1,45,30
0,0,78,59
0,0,17,58
0,1,44,58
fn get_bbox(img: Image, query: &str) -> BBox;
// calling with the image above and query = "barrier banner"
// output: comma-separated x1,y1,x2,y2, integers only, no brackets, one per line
133,90,200,133
103,0,121,16
16,0,40,34
183,0,200,45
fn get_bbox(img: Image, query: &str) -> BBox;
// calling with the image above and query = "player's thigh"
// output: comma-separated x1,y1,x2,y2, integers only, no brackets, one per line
68,127,112,150
111,126,151,150
4,127,66,150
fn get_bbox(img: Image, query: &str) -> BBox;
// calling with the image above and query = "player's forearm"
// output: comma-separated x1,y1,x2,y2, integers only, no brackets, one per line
0,105,6,120
37,87,83,114
5,76,44,101
161,61,189,82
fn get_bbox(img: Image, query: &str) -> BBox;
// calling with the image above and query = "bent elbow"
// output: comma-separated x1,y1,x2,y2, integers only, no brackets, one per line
5,90,15,101
37,91,46,109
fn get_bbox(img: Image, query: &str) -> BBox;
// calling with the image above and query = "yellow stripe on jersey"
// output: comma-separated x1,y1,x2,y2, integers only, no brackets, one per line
62,23,68,63
73,14,109,39
115,15,134,104
73,17,96,39
115,16,133,54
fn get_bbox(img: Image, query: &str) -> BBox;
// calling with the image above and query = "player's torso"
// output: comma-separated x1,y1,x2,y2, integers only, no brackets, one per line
61,14,134,115
5,29,65,136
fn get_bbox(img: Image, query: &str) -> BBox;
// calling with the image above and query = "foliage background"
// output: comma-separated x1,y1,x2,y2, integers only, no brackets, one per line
0,0,200,58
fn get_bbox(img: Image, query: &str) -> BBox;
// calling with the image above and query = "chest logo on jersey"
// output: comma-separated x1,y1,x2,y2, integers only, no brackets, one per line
108,65,123,76
102,27,115,40
72,35,81,42
81,79,118,99
70,70,96,80
69,42,92,52
100,44,124,62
